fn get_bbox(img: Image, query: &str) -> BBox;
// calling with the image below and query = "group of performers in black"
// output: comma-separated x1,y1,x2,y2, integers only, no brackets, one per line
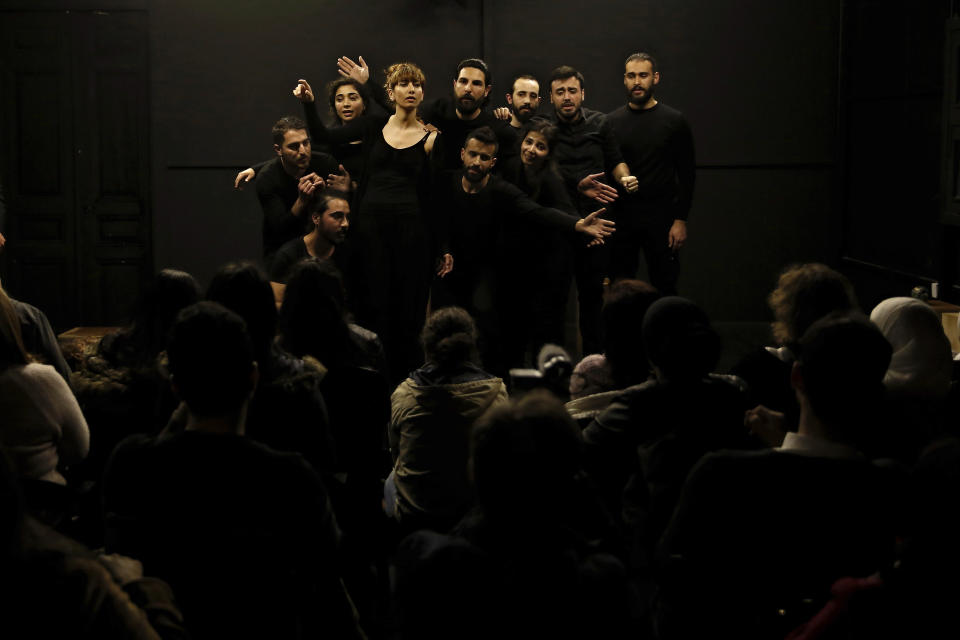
236,53,695,382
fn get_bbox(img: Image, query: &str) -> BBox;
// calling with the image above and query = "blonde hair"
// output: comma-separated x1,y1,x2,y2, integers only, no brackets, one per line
384,62,426,92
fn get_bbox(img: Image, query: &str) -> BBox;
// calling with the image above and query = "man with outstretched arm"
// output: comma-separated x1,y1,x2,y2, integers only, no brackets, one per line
433,126,614,374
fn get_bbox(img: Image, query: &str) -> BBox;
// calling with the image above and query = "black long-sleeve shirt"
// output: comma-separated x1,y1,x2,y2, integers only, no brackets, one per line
437,173,579,272
607,102,695,220
540,108,624,214
419,97,519,172
255,152,338,258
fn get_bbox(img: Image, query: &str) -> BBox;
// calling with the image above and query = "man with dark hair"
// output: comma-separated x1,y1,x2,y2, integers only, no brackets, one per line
607,52,695,295
655,313,898,638
434,126,615,373
102,301,363,639
254,115,340,266
505,74,541,129
269,189,351,304
542,65,638,355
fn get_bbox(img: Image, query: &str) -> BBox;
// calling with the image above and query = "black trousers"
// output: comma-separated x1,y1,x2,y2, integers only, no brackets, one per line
609,206,679,296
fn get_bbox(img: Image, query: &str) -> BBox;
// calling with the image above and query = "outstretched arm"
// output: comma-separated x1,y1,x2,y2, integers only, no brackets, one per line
578,172,620,204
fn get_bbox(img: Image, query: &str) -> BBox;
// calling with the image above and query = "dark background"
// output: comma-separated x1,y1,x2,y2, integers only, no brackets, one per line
0,0,951,330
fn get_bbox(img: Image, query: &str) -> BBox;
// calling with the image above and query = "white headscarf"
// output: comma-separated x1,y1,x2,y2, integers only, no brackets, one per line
870,297,952,397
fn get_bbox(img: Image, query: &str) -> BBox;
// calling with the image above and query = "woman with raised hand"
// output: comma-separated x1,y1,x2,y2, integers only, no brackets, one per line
295,61,443,382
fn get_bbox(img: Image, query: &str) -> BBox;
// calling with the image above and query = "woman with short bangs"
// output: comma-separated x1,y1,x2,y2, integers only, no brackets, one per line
296,61,445,382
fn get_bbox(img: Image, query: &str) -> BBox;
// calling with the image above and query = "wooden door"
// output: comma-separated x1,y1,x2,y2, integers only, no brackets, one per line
0,10,150,329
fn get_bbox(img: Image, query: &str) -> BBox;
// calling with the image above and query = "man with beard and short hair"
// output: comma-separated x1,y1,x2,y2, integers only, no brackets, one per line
255,116,340,267
607,52,695,295
504,74,541,129
541,65,638,356
433,126,615,374
269,190,352,305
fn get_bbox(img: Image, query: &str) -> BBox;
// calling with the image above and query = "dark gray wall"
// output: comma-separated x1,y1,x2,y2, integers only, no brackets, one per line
2,0,848,323
146,0,842,322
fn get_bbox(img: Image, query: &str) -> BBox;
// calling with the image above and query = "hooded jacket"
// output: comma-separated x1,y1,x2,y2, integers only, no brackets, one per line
390,365,507,522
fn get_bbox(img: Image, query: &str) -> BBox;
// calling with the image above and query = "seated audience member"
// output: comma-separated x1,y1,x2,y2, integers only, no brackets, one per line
787,437,960,639
202,261,335,474
72,268,199,478
393,392,632,639
102,302,362,639
583,296,755,554
0,447,186,638
655,314,899,639
566,279,660,426
385,306,508,533
868,296,953,461
0,286,88,488
734,263,858,438
269,190,352,307
0,279,71,383
278,258,389,551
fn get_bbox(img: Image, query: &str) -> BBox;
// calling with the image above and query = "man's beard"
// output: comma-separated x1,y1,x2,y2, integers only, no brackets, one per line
628,84,655,107
457,94,480,113
511,103,535,123
462,165,488,183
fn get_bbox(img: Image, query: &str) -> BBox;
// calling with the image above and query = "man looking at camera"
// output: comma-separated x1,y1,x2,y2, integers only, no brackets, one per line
607,52,695,295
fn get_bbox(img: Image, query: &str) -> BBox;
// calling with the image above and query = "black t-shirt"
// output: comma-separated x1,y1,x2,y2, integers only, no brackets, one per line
269,236,352,285
421,97,518,172
255,152,339,258
607,102,695,219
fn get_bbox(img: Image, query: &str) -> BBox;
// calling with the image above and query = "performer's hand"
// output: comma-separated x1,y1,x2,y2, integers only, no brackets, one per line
578,173,619,204
744,404,787,447
437,253,454,277
337,55,370,85
668,219,687,250
293,79,315,103
420,122,440,134
327,164,351,192
234,168,255,190
0,231,6,251
619,174,639,193
575,208,614,241
298,173,323,198
493,107,510,121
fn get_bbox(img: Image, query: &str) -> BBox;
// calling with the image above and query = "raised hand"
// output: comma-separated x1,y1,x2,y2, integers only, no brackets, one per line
293,78,315,103
493,107,510,121
437,253,454,277
337,55,370,85
234,167,255,190
578,172,619,204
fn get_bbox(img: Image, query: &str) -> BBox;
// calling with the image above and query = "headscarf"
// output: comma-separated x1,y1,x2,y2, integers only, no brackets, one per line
869,297,952,397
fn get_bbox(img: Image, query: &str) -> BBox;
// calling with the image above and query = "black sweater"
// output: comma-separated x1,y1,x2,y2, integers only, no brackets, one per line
606,102,695,220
